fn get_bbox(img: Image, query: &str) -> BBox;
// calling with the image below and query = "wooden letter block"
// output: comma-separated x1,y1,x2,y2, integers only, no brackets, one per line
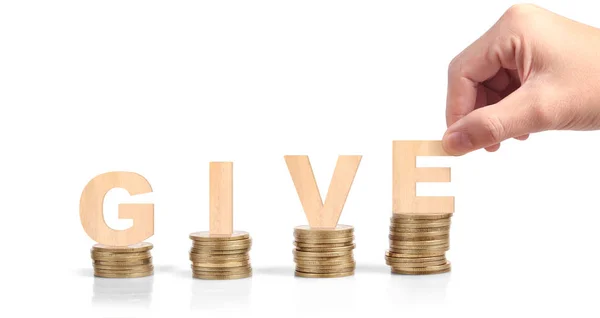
209,162,234,236
285,155,362,228
393,141,454,214
79,171,154,246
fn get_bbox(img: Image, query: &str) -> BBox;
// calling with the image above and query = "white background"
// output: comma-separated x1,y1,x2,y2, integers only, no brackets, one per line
2,0,600,317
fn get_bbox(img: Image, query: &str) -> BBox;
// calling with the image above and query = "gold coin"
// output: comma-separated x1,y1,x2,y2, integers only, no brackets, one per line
94,269,154,277
295,259,355,267
294,225,353,237
295,244,355,253
387,249,447,257
294,256,354,263
191,244,251,252
295,266,355,274
192,239,251,247
390,223,450,229
192,265,251,272
391,263,451,274
293,258,354,264
93,257,153,266
389,245,449,251
389,234,449,241
192,269,252,276
294,237,355,245
94,267,154,275
94,264,154,271
387,259,447,267
191,268,251,275
390,221,451,229
385,251,445,258
92,257,151,263
385,255,446,263
294,254,354,260
389,248,449,255
191,263,252,272
192,271,252,278
189,254,249,262
389,226,450,233
293,250,353,258
191,240,250,247
391,215,452,222
91,250,151,257
189,252,250,262
296,261,356,272
391,262,450,272
392,268,451,275
389,233,449,240
191,246,251,253
294,271,354,278
92,242,153,253
392,213,453,220
192,238,252,246
390,220,451,226
94,264,154,272
191,260,250,268
190,249,249,255
388,250,449,256
91,253,152,261
389,239,448,246
193,271,252,280
293,242,353,248
389,240,449,247
389,241,449,248
190,231,250,241
94,270,154,278
189,257,249,264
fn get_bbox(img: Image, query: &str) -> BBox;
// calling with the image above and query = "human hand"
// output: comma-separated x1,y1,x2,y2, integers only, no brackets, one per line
442,4,600,155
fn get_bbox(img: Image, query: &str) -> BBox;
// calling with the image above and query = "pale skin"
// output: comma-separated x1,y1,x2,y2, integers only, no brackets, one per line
442,4,600,155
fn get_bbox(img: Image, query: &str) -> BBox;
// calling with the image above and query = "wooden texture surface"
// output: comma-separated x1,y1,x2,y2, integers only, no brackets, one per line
79,171,154,246
285,155,362,228
393,141,454,214
209,162,233,236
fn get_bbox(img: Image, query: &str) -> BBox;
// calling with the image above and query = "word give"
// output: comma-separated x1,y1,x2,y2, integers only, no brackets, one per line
79,140,454,246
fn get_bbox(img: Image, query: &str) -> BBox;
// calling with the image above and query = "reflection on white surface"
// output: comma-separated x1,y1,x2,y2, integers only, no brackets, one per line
92,275,154,309
190,276,252,311
292,273,358,314
386,271,451,305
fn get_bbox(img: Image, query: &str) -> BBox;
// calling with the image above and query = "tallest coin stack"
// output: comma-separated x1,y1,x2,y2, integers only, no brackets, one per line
385,213,453,275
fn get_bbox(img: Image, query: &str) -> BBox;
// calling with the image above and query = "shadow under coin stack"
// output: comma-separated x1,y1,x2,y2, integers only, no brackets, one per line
189,231,252,280
293,225,356,278
91,243,154,278
385,213,452,275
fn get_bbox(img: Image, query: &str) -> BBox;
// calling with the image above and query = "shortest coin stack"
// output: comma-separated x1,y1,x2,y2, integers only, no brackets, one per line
293,225,356,278
189,231,252,280
386,213,453,275
91,243,154,278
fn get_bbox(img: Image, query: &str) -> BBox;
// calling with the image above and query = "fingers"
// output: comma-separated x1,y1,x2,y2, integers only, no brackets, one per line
515,134,529,140
484,69,512,92
446,15,522,127
485,144,501,152
442,87,543,155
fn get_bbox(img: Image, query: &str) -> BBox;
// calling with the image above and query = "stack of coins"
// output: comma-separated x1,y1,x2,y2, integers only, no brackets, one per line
189,231,252,280
386,213,452,275
91,243,154,278
293,225,356,278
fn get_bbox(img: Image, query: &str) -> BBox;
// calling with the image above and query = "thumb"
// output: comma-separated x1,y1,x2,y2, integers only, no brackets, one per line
442,88,545,155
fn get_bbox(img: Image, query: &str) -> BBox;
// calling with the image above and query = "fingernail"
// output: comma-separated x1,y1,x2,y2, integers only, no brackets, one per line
443,132,473,155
